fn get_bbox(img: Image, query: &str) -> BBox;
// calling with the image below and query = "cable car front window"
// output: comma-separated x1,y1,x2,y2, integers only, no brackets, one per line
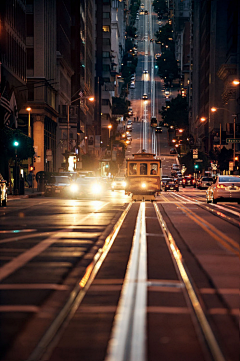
140,163,147,175
150,163,158,175
129,163,137,175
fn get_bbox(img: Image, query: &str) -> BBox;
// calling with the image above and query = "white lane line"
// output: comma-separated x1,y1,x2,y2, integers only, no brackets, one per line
106,202,147,361
0,203,109,282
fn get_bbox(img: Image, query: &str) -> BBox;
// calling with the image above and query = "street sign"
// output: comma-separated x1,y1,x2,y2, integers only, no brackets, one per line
193,155,198,159
195,159,203,162
226,139,240,143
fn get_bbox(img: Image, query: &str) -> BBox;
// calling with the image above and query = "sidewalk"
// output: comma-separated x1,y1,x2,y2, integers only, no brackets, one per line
8,188,44,200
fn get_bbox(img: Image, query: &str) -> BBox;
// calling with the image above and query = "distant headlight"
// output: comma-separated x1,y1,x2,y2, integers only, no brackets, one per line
70,184,78,192
91,183,102,194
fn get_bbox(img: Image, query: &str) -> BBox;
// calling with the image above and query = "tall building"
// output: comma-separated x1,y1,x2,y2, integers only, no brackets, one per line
23,0,59,176
0,0,27,179
95,0,113,149
190,0,239,155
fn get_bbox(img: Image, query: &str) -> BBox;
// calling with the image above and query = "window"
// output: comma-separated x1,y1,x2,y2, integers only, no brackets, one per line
140,163,147,175
103,51,110,58
103,38,110,45
102,26,110,32
129,163,137,175
103,12,110,19
27,48,34,69
26,14,34,36
102,99,109,106
102,64,110,71
150,163,158,175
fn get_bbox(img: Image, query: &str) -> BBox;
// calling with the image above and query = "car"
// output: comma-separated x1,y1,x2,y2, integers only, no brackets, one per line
161,176,172,189
0,174,7,206
142,93,148,100
155,53,161,59
136,15,139,20
197,176,214,189
150,38,154,42
182,175,196,188
128,107,133,115
163,179,179,192
111,177,127,191
206,175,240,204
144,10,148,15
130,82,135,89
143,70,148,74
170,148,177,154
155,126,162,133
72,177,107,199
126,121,132,131
44,175,72,197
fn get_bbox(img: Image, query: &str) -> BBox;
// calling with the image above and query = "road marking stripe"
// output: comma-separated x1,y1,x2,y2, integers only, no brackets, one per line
176,203,239,255
208,308,239,315
0,284,69,290
0,203,109,282
200,288,240,295
147,306,190,314
0,306,39,312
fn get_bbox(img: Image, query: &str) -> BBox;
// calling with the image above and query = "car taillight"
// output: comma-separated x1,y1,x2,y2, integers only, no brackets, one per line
192,179,195,183
216,184,225,189
183,179,186,183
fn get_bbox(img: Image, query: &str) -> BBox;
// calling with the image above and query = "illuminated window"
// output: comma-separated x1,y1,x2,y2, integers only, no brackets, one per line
102,26,110,32
140,163,147,175
129,163,137,175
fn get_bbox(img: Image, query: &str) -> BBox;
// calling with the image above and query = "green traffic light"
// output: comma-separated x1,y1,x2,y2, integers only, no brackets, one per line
13,141,19,147
194,164,199,169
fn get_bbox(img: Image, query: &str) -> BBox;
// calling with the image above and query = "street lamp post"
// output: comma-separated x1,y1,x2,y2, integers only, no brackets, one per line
66,95,94,170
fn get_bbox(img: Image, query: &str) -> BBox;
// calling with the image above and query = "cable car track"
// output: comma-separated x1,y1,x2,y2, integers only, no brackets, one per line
16,200,238,361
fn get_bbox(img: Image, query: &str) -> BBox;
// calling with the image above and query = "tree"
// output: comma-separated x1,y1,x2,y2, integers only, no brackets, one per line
160,95,188,128
157,49,178,85
153,0,167,15
112,97,129,116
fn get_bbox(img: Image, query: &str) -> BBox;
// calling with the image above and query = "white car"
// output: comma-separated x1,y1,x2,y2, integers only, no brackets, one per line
206,175,240,204
197,176,213,189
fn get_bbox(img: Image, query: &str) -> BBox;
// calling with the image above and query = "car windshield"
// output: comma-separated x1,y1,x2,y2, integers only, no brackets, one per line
49,176,70,184
219,176,240,183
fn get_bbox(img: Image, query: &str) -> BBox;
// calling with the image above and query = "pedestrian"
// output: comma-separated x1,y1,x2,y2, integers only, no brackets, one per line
27,172,33,188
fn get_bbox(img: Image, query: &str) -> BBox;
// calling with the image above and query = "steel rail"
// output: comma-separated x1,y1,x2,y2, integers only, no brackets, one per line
27,202,132,361
106,202,147,361
153,202,226,361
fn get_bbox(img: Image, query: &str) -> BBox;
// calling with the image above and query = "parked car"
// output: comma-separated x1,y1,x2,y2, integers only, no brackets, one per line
206,175,240,204
182,175,196,188
163,179,179,192
161,177,173,190
0,174,7,206
197,176,214,189
44,176,72,197
111,177,127,191
142,93,148,100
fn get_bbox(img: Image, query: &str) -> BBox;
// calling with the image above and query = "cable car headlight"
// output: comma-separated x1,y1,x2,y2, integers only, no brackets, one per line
70,184,78,192
141,182,147,188
122,181,126,187
112,182,116,187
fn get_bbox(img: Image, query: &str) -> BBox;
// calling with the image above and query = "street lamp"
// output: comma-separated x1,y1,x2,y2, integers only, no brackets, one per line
108,124,112,139
26,107,32,137
210,107,237,159
66,95,94,169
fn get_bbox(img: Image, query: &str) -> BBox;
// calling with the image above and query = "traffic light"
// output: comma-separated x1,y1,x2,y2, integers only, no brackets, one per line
29,165,35,171
194,163,199,170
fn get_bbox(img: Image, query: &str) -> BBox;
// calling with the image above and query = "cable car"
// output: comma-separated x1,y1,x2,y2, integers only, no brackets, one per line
125,150,161,201
151,117,157,128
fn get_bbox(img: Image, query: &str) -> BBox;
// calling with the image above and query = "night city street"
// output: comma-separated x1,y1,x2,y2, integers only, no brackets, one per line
0,1,239,361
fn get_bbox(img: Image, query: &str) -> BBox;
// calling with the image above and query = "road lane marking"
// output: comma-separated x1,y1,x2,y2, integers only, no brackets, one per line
0,305,39,312
0,203,110,282
0,284,69,290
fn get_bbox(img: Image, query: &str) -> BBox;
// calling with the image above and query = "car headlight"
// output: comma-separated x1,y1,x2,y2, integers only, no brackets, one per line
141,183,146,188
122,181,126,187
70,184,78,192
112,182,116,187
91,183,102,194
